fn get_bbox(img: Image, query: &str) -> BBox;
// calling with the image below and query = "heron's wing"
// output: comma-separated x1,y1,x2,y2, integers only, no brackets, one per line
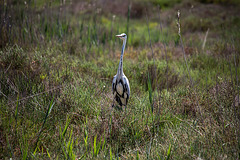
123,76,130,96
112,75,117,94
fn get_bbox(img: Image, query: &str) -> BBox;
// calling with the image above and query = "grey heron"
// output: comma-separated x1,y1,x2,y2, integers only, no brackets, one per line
112,33,130,109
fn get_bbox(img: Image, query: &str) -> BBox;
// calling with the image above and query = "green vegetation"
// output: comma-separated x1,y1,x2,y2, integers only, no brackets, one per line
0,0,239,159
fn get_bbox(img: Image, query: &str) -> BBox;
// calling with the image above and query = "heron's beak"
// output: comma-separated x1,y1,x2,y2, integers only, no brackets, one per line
116,34,122,37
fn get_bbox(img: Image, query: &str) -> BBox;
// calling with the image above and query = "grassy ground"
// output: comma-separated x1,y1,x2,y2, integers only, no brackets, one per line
0,0,240,159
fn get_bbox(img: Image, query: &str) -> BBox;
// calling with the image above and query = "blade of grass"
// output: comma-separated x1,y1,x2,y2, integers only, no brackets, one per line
166,144,171,160
96,135,102,156
62,115,70,137
148,72,153,113
136,150,139,160
110,147,113,160
34,97,55,150
15,94,19,120
102,132,106,151
93,135,97,157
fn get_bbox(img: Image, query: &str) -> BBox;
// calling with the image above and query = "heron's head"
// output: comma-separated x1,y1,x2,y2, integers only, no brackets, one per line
116,33,127,41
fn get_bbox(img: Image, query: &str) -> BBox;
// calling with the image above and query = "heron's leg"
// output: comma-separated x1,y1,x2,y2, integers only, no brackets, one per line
109,92,116,128
108,103,114,135
110,104,114,116
112,92,117,108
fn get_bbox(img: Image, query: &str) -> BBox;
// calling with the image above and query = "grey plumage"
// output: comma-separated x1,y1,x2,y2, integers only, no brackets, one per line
112,33,130,107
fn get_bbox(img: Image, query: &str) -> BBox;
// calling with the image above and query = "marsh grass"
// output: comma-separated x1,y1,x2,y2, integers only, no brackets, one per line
0,0,240,159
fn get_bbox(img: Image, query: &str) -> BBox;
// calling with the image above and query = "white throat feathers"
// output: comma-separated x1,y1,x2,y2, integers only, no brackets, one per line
117,37,127,78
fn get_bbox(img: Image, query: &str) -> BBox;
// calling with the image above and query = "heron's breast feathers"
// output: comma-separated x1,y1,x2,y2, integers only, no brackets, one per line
112,77,130,106
116,83,123,96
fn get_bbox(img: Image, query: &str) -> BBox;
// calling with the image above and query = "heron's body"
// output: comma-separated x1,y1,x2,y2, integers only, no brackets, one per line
112,74,130,106
112,33,130,108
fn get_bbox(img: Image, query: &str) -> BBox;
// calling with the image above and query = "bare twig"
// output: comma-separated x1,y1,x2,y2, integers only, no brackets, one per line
4,61,12,74
157,5,163,34
202,28,209,50
177,10,193,85
0,90,7,98
7,86,62,106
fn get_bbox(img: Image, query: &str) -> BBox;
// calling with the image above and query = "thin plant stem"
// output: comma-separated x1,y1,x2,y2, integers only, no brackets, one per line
158,5,168,91
146,10,156,112
177,10,202,116
232,39,240,158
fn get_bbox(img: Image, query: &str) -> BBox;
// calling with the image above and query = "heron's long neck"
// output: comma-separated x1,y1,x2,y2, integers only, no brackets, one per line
117,38,127,77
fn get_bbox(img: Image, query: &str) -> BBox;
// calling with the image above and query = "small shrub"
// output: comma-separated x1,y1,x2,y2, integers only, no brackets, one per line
138,60,180,91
